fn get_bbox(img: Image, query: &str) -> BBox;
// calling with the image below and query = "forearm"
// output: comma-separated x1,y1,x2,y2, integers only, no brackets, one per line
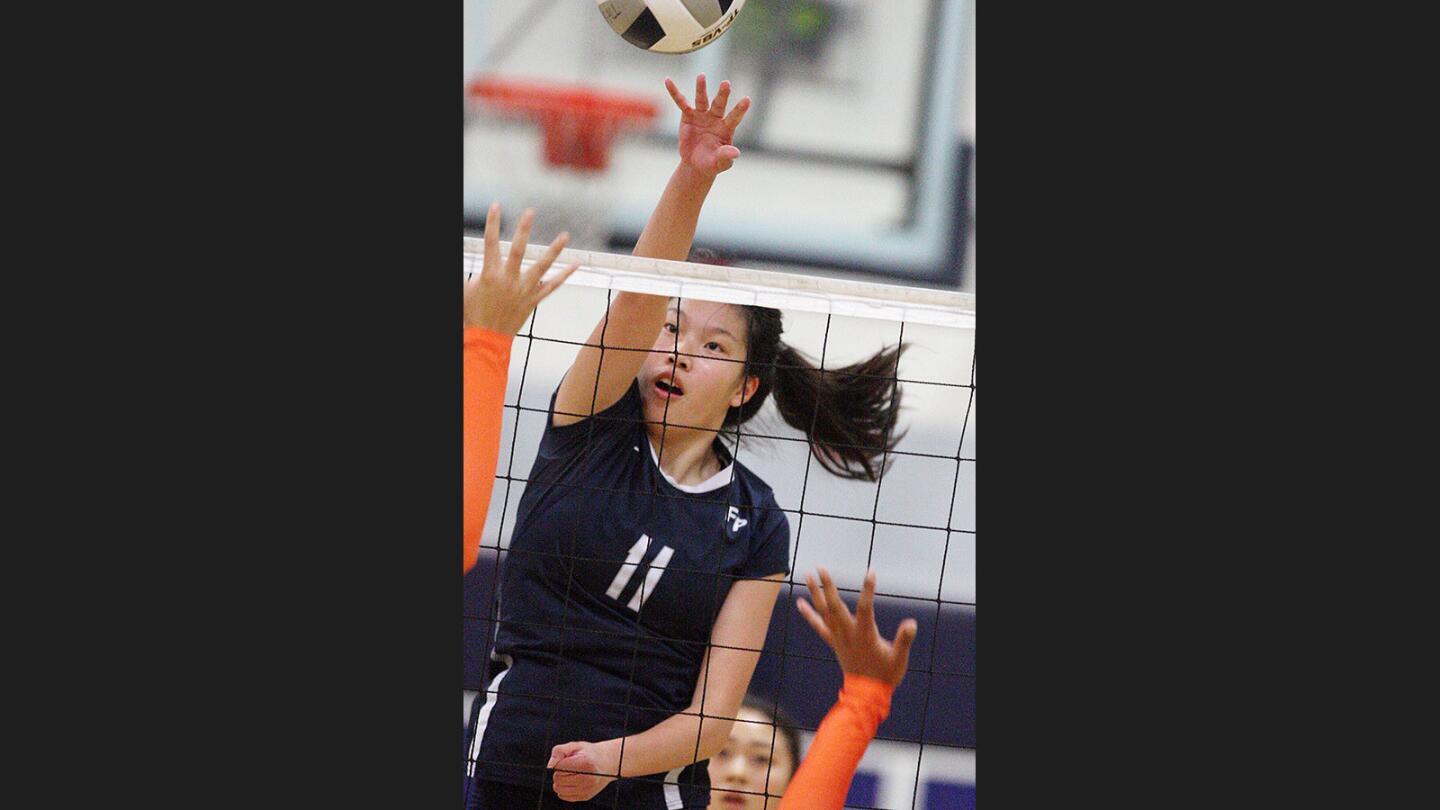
601,703,732,779
552,291,668,423
632,163,716,261
599,292,671,348
556,576,780,795
463,327,513,574
778,674,894,810
556,150,717,417
588,290,671,380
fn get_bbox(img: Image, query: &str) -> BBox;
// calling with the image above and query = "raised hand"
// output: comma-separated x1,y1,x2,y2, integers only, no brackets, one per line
465,201,581,334
664,73,751,177
796,568,919,687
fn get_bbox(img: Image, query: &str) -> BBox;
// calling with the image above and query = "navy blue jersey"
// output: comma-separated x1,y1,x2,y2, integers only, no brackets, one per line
468,380,790,808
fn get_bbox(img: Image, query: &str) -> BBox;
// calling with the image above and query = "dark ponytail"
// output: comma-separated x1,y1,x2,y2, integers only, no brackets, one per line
727,306,906,482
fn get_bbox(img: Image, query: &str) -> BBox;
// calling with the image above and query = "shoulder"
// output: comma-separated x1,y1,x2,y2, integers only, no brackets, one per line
726,461,789,538
728,459,780,510
551,375,642,425
538,378,644,459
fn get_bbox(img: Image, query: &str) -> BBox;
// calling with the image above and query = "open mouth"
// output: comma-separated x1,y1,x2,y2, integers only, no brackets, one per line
654,377,685,398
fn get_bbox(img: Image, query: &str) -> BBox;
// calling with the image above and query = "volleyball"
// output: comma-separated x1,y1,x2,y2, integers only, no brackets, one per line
596,0,748,54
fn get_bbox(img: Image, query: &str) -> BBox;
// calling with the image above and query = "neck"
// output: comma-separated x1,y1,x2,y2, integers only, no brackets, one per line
645,423,724,486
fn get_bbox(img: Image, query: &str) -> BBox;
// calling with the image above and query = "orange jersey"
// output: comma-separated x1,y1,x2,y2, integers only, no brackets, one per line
779,674,894,810
464,327,513,574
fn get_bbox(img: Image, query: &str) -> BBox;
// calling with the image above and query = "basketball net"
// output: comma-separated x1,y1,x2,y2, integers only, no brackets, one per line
466,76,658,249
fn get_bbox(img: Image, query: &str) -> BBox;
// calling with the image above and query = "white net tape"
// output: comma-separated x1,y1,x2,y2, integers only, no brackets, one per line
464,239,975,331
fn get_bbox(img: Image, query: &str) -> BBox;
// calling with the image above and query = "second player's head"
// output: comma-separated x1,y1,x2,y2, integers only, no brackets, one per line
708,697,801,810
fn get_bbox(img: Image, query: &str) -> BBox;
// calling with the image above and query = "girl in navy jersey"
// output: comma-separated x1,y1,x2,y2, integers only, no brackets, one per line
466,75,906,810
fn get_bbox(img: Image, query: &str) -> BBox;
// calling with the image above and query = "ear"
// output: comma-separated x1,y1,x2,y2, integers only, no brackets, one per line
731,374,760,409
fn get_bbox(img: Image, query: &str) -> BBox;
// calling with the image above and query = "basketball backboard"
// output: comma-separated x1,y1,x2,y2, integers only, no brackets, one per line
464,0,973,286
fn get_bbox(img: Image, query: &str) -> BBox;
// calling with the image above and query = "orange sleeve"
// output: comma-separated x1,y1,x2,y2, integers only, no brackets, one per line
464,327,513,575
778,674,894,810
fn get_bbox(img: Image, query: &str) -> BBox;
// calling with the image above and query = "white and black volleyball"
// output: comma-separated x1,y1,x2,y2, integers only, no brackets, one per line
596,0,748,54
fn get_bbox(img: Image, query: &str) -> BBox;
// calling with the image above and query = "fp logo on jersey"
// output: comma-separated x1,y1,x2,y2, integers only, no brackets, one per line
726,506,748,536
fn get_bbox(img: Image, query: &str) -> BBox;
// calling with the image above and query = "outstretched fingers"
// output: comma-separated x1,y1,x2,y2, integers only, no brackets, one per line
664,77,691,112
856,570,877,631
521,231,570,291
724,96,752,130
710,80,731,116
483,201,502,276
818,567,851,628
532,261,581,307
805,571,829,617
694,73,709,112
887,618,919,684
893,619,918,661
504,208,536,276
795,597,834,646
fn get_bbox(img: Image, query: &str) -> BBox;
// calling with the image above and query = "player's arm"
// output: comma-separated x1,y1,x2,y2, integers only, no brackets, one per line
778,675,893,810
463,328,510,574
464,203,578,573
552,74,752,427
779,568,919,809
548,573,784,801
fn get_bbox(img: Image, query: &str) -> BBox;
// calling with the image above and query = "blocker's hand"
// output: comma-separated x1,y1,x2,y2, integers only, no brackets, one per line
464,202,580,334
664,73,751,177
797,568,919,687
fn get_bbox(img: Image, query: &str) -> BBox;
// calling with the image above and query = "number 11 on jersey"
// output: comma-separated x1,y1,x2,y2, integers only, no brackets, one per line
604,534,675,613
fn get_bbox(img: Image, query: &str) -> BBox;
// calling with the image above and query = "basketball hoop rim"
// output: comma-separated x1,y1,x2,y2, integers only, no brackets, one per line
465,75,659,170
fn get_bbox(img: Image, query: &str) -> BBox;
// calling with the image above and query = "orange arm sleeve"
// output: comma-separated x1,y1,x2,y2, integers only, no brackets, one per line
778,674,894,810
464,327,513,575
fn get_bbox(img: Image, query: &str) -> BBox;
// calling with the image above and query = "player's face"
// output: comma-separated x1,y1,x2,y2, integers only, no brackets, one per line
640,300,756,432
709,706,796,809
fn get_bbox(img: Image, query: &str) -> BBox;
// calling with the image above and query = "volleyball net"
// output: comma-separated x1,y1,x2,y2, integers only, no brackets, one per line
464,238,975,809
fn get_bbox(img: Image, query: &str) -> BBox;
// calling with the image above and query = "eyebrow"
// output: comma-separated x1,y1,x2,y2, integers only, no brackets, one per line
726,733,780,748
668,307,740,342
